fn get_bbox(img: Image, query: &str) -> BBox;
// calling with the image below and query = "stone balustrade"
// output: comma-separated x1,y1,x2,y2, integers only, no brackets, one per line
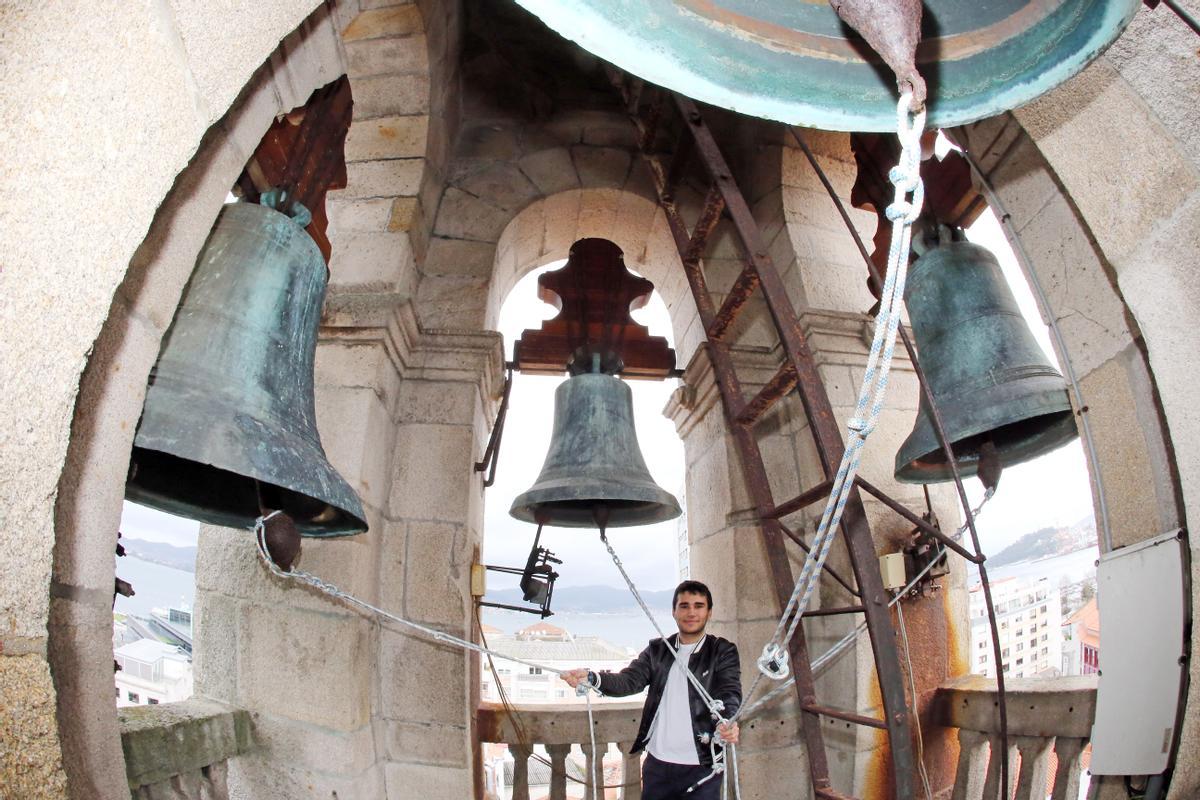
477,701,645,800
118,698,252,800
934,675,1098,800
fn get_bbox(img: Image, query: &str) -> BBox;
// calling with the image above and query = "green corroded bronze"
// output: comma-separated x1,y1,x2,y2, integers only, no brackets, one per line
126,199,367,536
510,372,681,528
895,241,1079,484
514,0,1139,131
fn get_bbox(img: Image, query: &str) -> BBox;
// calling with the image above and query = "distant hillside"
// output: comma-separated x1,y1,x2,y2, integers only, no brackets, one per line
988,518,1095,567
487,584,674,613
121,539,197,573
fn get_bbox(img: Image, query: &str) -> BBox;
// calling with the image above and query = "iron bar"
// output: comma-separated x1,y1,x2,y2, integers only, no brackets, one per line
707,265,762,341
1158,0,1200,36
855,477,983,564
736,363,797,427
474,366,513,487
790,123,1009,798
664,130,695,200
684,185,727,263
779,521,861,599
803,605,866,617
770,480,835,520
802,703,889,730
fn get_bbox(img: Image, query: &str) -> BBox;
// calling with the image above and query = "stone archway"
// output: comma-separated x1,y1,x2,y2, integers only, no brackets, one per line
0,2,446,796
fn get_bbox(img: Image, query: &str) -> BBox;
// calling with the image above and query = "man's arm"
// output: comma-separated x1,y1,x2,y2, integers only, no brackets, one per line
712,641,743,719
593,643,656,697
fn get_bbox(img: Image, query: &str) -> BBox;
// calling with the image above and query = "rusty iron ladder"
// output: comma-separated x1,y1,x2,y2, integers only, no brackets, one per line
610,72,917,800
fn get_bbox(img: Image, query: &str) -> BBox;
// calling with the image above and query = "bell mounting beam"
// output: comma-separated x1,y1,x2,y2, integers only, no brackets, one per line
611,70,916,799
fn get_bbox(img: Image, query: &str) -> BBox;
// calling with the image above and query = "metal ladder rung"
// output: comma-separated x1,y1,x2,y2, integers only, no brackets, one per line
707,264,760,341
769,480,834,520
736,361,797,426
802,605,866,618
802,703,888,730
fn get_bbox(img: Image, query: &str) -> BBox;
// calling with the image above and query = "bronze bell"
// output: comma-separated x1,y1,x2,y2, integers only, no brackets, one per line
510,367,681,528
125,196,367,536
894,239,1079,484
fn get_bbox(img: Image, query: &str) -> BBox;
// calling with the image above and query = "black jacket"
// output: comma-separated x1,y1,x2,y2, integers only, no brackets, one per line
594,633,741,766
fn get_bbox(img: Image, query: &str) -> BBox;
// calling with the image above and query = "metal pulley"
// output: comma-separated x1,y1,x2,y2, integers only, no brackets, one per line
510,368,681,528
513,0,1139,131
125,196,367,536
894,238,1079,483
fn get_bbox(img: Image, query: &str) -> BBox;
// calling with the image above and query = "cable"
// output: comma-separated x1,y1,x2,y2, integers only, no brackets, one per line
895,599,934,800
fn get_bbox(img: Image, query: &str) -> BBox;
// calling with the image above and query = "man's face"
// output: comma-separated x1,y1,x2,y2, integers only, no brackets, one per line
673,591,712,637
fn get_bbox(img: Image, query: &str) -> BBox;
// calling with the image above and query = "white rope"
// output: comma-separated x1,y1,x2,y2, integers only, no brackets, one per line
253,514,568,677
737,488,995,721
746,92,927,700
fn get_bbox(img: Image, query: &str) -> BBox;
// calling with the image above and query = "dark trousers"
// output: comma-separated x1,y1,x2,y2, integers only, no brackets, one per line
642,753,721,800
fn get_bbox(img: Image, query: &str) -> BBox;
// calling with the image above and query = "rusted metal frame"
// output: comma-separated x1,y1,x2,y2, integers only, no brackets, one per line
622,76,912,796
803,703,889,730
814,789,858,800
474,366,514,487
707,265,762,342
671,92,915,796
664,130,696,201
677,94,844,476
855,477,982,564
778,521,861,599
707,341,840,799
770,480,835,520
683,184,727,263
802,604,866,618
791,123,1012,797
736,362,797,427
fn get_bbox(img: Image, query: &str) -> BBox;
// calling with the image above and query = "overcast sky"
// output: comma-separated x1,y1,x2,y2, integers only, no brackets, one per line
122,205,1095,592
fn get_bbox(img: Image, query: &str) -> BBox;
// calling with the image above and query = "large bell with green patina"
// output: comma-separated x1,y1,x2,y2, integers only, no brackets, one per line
894,240,1079,484
510,371,681,528
514,0,1139,131
125,198,367,536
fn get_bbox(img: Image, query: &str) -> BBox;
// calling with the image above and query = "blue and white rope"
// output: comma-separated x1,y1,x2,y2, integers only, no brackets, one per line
749,93,927,694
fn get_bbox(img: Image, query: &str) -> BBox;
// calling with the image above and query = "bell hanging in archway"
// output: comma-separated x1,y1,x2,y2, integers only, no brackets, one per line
510,366,681,528
894,239,1079,484
125,195,367,536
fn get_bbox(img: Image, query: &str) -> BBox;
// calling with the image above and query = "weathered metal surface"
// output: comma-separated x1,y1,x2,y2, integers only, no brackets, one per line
509,372,682,528
517,0,1139,131
829,0,926,109
126,201,367,536
895,240,1079,483
513,239,676,379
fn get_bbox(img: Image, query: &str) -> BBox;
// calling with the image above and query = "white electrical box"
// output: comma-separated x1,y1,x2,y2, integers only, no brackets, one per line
879,552,907,591
1089,529,1187,775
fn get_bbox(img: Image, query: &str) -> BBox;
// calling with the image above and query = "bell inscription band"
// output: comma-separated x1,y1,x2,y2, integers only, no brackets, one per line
894,240,1079,484
510,370,681,528
126,197,367,536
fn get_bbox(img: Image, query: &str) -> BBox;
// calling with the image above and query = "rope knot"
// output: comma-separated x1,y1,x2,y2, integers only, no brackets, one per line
756,643,791,681
846,416,875,440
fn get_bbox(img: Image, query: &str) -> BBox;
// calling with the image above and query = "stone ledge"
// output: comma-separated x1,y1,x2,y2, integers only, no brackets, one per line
119,698,253,791
933,674,1098,739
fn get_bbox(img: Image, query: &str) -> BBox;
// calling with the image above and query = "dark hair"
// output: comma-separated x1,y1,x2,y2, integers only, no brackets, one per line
673,580,713,609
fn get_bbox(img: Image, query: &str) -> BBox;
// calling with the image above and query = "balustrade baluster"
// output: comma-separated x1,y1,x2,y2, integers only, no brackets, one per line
982,734,1019,800
1049,737,1087,800
952,728,990,800
546,743,571,800
584,742,608,798
512,743,533,800
1013,735,1053,800
618,742,641,800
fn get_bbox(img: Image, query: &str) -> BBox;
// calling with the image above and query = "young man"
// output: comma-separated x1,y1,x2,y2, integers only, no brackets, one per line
562,580,741,800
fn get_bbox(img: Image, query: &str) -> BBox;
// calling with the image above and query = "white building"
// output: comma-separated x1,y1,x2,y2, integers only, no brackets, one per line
481,622,638,705
969,576,1063,679
114,638,193,707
